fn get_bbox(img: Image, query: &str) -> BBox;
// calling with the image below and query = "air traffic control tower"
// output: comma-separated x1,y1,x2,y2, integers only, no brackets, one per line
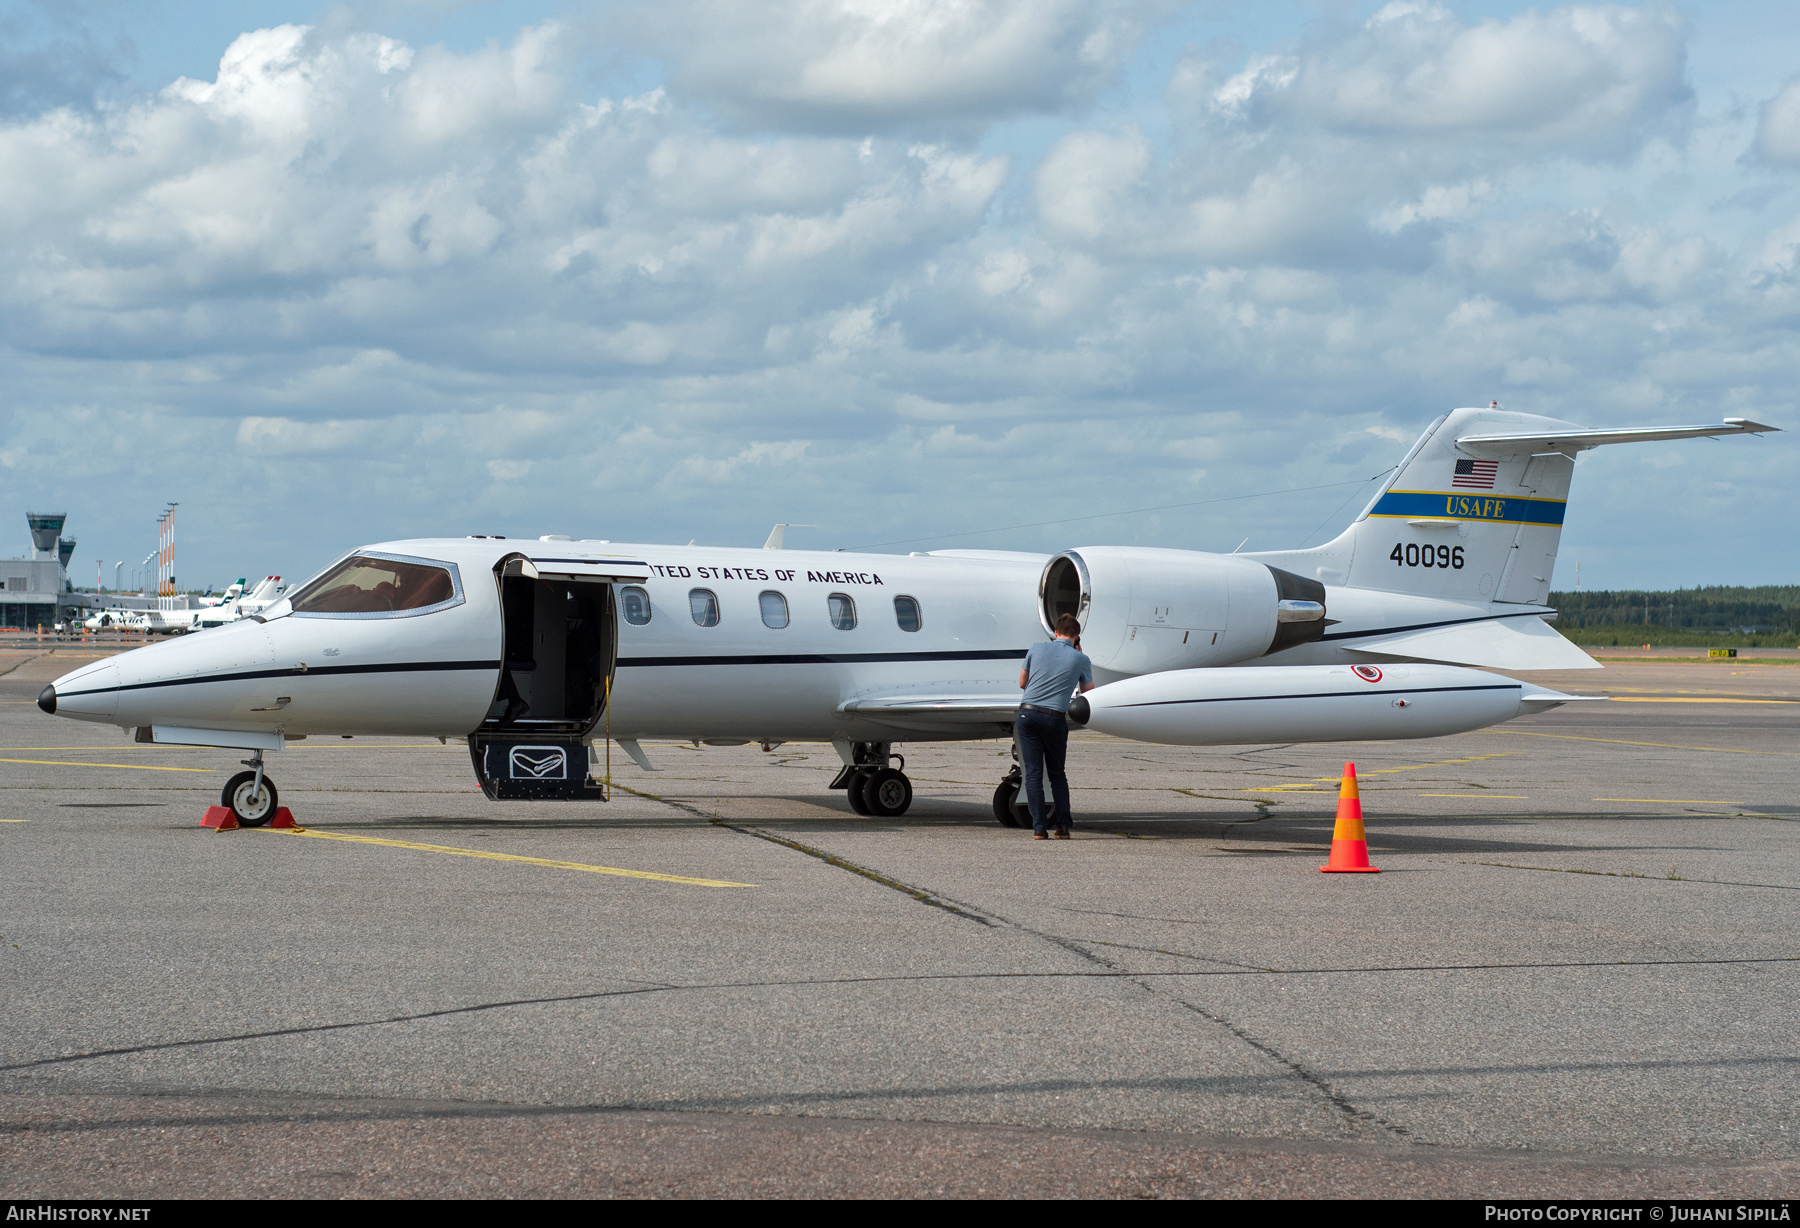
2,512,76,628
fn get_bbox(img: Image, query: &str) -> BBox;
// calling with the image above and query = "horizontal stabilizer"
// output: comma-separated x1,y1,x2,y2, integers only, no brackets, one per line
1345,615,1599,671
1520,689,1607,714
1457,418,1778,453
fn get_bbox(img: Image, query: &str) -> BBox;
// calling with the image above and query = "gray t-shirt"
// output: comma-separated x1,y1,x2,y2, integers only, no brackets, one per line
1020,638,1093,711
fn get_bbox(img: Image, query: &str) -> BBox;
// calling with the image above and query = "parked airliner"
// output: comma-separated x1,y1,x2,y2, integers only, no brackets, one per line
85,576,286,635
38,407,1776,826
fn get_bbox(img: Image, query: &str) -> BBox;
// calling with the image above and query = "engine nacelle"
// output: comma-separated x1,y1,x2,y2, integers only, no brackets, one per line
1039,547,1325,677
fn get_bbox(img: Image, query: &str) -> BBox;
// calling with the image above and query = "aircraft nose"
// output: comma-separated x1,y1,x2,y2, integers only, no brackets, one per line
37,684,55,715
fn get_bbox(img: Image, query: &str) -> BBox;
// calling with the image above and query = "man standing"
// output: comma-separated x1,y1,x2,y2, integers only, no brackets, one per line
1016,612,1094,840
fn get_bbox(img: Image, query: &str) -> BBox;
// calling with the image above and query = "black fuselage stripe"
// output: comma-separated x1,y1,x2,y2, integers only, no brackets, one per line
56,660,503,699
616,650,1029,667
1117,684,1519,708
1318,612,1549,642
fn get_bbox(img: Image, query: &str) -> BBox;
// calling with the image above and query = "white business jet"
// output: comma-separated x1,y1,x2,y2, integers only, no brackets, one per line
38,406,1776,826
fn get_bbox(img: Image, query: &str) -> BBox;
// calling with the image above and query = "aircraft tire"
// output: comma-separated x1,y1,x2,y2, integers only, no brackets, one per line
992,777,1022,828
862,768,912,818
846,772,873,816
222,770,279,827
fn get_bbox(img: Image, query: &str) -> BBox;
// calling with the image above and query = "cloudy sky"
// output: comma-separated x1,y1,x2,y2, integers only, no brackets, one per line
1,0,1795,593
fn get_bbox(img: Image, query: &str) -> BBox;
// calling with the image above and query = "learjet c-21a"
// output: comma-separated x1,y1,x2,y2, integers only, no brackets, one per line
37,406,1777,826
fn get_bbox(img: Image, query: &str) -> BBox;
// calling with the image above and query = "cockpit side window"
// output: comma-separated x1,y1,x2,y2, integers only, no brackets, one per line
290,554,463,620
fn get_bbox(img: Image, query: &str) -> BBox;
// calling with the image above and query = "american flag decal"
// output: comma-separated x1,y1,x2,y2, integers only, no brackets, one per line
1453,458,1498,488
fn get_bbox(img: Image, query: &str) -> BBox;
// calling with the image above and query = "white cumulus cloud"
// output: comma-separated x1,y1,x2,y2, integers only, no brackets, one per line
0,4,1790,592
1754,75,1800,166
642,0,1161,130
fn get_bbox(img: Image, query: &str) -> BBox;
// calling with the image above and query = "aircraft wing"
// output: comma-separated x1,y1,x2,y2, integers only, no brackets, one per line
1456,418,1777,454
837,694,1020,733
1342,615,1600,671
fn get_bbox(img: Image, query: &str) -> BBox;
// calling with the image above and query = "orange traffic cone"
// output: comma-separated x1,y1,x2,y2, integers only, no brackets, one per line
1320,762,1380,873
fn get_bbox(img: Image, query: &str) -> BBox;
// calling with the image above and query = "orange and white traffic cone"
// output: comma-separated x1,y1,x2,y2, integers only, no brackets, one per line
1320,762,1380,873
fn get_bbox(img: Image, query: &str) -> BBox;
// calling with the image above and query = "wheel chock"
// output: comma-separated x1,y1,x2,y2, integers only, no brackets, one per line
200,806,239,832
267,808,302,831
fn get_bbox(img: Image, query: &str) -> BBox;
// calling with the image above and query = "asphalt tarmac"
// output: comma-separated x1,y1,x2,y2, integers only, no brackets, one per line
2,644,1797,1199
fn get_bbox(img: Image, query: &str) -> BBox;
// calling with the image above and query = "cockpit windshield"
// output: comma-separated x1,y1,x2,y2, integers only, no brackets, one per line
291,554,462,618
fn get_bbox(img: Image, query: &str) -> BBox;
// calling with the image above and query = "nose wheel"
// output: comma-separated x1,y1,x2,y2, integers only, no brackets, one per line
222,753,280,827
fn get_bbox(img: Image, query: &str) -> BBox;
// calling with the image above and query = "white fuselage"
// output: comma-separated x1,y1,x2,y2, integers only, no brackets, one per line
607,546,1043,741
44,536,1567,750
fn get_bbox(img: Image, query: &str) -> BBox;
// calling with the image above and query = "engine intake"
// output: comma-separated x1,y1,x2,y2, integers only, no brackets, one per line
1039,548,1326,677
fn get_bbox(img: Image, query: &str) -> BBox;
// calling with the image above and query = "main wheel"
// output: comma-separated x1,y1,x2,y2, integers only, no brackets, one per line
992,777,1022,828
862,768,912,818
222,770,279,827
846,772,872,815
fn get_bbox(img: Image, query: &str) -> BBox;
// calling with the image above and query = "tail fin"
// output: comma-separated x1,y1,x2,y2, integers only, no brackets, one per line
1246,407,1776,606
247,576,282,602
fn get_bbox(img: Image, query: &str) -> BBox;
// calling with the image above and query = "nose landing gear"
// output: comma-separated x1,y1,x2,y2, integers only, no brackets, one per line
221,750,280,827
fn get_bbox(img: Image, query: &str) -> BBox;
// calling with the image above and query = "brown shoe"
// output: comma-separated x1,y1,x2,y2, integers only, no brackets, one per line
1053,828,1071,839
1033,831,1049,840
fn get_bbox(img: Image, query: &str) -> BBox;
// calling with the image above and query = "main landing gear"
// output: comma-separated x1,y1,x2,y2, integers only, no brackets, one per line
221,750,279,827
991,729,1032,828
831,741,913,818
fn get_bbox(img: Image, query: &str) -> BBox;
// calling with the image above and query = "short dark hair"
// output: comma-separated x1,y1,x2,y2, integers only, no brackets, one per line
1054,613,1081,638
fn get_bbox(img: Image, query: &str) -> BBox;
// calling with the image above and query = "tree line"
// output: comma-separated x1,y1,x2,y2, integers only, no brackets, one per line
1548,586,1799,648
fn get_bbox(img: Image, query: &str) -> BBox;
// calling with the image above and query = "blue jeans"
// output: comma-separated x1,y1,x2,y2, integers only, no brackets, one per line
1017,709,1071,833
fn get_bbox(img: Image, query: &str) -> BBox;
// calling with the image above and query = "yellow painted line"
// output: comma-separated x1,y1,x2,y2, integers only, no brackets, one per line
0,818,26,822
0,745,450,752
1605,697,1793,705
1495,730,1800,757
1239,751,1520,792
0,757,210,773
269,828,755,888
1596,798,1738,805
0,747,206,752
1420,794,1526,798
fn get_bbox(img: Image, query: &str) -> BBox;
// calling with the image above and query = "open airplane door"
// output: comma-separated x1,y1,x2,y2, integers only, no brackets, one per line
468,550,649,800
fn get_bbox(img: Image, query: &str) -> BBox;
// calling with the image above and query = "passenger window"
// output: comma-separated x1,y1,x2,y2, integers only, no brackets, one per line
894,595,922,632
689,588,720,627
759,590,789,629
827,592,856,630
620,586,651,626
291,555,459,617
